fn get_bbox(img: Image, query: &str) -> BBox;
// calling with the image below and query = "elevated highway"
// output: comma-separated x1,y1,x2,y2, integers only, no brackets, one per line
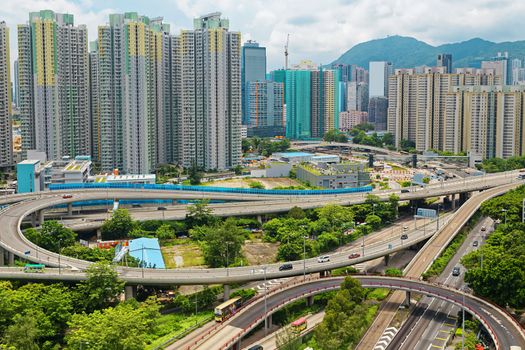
187,276,525,350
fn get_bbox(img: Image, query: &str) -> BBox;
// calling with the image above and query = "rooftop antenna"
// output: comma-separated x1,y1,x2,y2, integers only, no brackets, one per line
285,34,290,70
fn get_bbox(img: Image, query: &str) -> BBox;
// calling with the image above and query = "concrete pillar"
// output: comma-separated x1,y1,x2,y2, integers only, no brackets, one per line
384,254,390,266
96,229,102,240
451,194,456,210
224,285,231,301
8,251,14,266
31,212,37,227
0,247,4,266
306,295,314,306
266,314,273,328
124,285,137,300
37,210,44,226
67,203,73,216
403,291,411,307
257,215,263,224
230,341,241,350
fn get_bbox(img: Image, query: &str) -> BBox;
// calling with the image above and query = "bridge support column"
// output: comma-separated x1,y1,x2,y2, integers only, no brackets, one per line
124,285,137,300
67,203,73,216
403,291,411,307
31,212,37,227
257,215,263,224
37,210,44,226
306,295,314,306
384,254,390,266
7,251,14,266
266,314,272,328
0,247,4,266
230,341,241,350
319,270,331,278
451,194,456,210
223,285,231,300
96,229,102,240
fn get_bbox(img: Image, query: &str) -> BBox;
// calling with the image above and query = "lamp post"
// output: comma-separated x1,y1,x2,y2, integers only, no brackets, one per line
58,239,61,275
303,235,307,281
262,266,268,336
501,209,507,224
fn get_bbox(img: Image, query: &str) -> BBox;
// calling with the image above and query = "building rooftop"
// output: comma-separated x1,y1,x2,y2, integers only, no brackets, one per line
18,159,40,165
275,152,313,157
128,237,165,269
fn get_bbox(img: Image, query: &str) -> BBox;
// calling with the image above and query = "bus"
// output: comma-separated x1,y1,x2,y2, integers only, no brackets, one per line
23,264,45,273
291,317,307,333
214,297,242,322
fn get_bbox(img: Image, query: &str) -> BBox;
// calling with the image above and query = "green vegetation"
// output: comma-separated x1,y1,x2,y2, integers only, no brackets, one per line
428,149,467,157
156,164,182,184
101,208,136,240
25,221,76,253
350,124,394,148
400,139,416,153
262,195,399,261
477,155,525,173
461,185,525,308
188,164,203,185
313,277,371,349
247,180,265,189
242,137,290,156
323,129,348,143
385,268,403,277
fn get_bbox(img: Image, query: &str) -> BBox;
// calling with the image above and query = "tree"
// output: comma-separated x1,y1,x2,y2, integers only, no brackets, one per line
76,262,125,312
101,209,136,240
233,164,243,175
25,221,77,253
201,219,246,267
324,129,348,143
365,214,382,230
61,244,114,262
66,298,160,350
400,139,416,151
3,311,41,350
185,199,217,228
155,224,175,240
188,164,203,185
382,132,394,146
287,206,306,219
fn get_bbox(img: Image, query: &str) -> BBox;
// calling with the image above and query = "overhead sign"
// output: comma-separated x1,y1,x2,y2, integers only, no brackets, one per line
416,208,437,218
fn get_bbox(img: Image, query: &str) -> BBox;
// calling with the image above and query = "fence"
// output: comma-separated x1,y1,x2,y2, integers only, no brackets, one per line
49,183,373,196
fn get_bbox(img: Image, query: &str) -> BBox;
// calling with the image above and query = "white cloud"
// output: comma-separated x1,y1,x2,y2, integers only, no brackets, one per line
2,0,525,70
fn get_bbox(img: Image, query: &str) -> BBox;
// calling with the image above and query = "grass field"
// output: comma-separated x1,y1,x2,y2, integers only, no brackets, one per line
161,239,205,268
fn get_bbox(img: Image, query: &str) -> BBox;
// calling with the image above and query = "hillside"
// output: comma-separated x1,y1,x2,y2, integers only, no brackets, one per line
332,35,525,69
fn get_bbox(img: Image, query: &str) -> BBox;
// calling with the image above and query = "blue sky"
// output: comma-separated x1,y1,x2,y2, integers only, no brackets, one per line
2,0,525,70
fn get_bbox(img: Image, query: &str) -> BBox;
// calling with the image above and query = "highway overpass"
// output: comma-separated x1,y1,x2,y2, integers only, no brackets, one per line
186,276,525,350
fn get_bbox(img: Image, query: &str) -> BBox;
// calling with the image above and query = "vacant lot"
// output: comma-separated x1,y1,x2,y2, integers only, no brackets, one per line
161,239,205,268
243,240,279,265
201,177,302,189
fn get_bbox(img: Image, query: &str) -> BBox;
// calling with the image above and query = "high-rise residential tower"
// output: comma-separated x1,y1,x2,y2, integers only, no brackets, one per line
242,40,266,125
18,10,90,161
0,22,13,168
437,54,453,73
285,70,311,139
96,13,176,174
369,61,393,98
175,12,241,170
310,68,341,138
88,41,101,163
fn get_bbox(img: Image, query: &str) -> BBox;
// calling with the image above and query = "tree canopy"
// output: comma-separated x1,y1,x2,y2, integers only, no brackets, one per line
101,209,136,240
25,220,77,253
76,262,125,312
323,129,348,143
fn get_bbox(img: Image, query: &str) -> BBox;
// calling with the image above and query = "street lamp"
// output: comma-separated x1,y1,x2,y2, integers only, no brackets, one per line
261,266,268,336
303,235,307,281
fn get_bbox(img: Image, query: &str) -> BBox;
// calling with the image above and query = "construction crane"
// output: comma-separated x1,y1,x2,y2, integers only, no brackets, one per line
285,34,290,70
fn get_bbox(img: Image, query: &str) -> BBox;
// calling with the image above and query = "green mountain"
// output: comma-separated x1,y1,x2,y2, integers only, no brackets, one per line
332,35,525,69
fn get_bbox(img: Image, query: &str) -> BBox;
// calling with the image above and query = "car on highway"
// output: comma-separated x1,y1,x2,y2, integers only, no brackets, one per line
317,255,330,263
452,266,461,276
62,194,73,199
401,189,410,193
400,234,408,240
348,253,361,259
279,263,293,271
473,240,479,247
247,346,263,350
157,206,167,210
481,226,486,232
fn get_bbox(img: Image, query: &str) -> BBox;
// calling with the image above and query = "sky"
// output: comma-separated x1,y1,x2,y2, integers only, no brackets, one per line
2,0,525,70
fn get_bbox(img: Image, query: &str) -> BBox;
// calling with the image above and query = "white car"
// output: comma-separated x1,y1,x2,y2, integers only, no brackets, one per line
317,255,330,263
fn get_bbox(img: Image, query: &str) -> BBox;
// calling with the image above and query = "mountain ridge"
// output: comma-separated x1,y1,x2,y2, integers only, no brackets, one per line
332,35,525,69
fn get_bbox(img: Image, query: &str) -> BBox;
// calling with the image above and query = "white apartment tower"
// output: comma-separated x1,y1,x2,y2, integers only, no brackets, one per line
0,22,13,168
18,10,90,161
175,13,242,170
